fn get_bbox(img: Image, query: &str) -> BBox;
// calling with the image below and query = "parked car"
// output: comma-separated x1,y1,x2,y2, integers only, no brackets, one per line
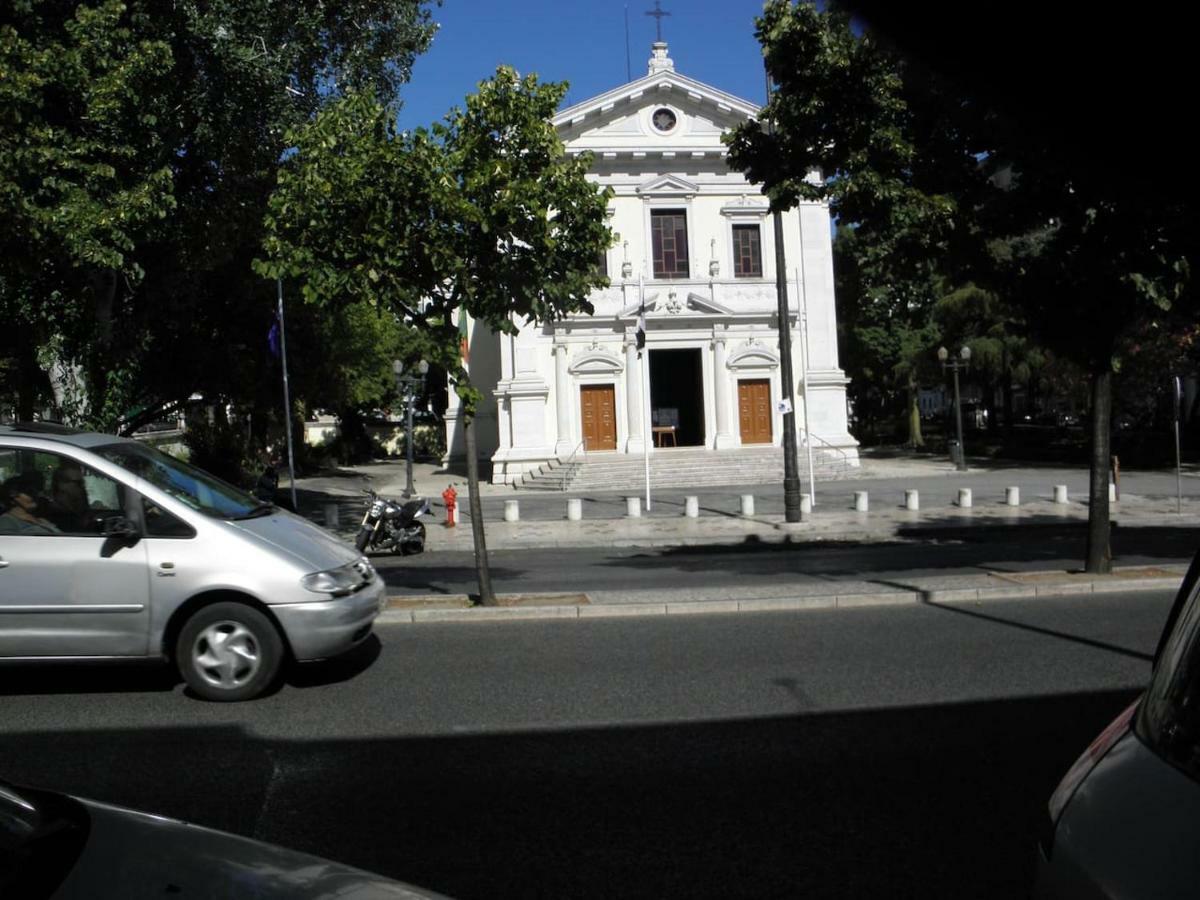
0,422,385,701
0,778,449,898
1035,549,1200,897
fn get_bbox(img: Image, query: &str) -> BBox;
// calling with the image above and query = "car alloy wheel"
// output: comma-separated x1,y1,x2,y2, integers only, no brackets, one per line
192,621,261,689
176,602,284,702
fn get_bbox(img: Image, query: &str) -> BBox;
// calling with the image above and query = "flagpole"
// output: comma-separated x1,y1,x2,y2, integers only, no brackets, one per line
796,267,816,507
639,273,651,512
276,278,298,510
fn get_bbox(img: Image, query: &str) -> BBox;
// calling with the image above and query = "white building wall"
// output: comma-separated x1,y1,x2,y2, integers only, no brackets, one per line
445,42,858,482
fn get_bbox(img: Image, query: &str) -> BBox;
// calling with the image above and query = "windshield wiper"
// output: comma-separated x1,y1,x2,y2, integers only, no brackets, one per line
233,502,276,520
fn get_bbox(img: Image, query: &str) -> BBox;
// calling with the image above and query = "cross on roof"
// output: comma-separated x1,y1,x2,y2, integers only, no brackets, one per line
645,0,670,42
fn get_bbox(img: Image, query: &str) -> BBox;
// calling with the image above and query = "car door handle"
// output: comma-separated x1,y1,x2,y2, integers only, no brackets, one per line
0,558,9,569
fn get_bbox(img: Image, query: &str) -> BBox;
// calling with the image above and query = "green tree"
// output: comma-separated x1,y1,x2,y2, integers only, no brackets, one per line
986,154,1194,570
728,0,1195,573
726,1,989,448
0,0,175,419
0,0,435,429
258,69,613,604
933,282,1046,435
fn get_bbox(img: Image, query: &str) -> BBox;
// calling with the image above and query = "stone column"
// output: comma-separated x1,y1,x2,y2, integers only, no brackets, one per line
713,335,736,449
625,339,646,454
553,344,573,457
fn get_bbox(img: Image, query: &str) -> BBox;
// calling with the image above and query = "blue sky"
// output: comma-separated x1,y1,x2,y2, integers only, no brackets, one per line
395,0,773,129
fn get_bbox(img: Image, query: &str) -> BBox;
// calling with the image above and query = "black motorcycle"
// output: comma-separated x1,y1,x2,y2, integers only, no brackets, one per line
355,489,429,555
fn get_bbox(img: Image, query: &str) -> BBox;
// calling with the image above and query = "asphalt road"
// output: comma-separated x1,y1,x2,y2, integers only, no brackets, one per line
0,590,1175,898
374,522,1200,596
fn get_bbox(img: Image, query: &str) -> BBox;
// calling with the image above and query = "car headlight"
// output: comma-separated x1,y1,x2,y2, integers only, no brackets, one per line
301,559,374,596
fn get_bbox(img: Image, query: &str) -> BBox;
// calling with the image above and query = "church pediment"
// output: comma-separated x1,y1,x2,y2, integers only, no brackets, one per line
685,293,734,315
727,345,780,370
617,294,660,318
568,349,624,376
555,71,758,131
636,175,698,198
554,43,759,153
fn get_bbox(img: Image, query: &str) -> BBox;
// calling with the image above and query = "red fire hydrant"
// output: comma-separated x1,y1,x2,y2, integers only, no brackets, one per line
442,485,458,528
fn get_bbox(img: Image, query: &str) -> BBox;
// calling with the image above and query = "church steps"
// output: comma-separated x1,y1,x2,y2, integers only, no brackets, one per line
516,448,855,492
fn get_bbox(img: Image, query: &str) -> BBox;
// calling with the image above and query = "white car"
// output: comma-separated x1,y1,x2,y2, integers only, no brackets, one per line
1036,552,1200,897
0,423,385,701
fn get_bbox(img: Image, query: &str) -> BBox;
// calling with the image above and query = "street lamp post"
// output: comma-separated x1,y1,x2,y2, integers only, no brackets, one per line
393,359,430,497
938,345,971,472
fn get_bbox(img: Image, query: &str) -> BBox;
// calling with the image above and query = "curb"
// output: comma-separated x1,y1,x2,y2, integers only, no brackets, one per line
377,573,1184,625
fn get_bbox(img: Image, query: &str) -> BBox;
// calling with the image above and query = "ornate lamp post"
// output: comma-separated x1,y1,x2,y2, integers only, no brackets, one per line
938,345,971,471
393,359,430,497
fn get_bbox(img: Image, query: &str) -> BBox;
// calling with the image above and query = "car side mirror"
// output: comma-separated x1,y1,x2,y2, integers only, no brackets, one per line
102,516,138,542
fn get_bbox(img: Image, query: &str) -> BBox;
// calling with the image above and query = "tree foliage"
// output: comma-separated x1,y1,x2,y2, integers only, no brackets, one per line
0,0,435,429
257,67,613,602
727,0,1196,572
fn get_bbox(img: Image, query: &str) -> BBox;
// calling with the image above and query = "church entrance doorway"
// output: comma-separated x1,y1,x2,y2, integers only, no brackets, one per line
580,384,617,451
738,378,773,444
649,349,705,447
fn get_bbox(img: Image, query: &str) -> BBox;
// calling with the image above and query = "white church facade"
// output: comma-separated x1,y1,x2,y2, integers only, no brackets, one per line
444,43,858,483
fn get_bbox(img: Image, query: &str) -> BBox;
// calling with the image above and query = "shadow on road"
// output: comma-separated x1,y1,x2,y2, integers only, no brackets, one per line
1,688,1139,899
601,524,1200,581
0,636,386,697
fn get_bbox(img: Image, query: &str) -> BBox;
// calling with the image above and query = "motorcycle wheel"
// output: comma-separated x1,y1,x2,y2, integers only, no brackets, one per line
354,528,372,553
400,522,426,556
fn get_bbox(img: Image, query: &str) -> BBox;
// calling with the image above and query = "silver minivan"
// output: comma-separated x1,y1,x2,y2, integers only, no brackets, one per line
0,423,385,701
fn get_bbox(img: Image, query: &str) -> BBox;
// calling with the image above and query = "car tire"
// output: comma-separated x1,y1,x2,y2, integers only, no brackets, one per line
176,602,285,702
354,528,371,553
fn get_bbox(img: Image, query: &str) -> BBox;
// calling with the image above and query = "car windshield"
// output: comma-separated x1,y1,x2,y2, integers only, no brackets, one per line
94,442,261,520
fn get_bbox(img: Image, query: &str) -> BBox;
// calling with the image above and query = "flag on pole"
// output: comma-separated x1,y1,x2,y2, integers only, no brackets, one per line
458,310,470,364
267,313,281,360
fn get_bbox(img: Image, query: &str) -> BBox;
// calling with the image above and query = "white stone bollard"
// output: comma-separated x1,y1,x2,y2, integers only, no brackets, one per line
685,496,699,518
800,493,812,515
626,496,642,518
567,498,582,521
1109,483,1117,502
740,494,755,517
1006,486,1020,507
854,491,869,512
323,502,340,528
958,488,973,508
1054,485,1068,504
503,500,519,522
905,489,920,511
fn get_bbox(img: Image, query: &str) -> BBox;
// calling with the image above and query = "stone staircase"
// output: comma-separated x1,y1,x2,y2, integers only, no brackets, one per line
517,446,856,492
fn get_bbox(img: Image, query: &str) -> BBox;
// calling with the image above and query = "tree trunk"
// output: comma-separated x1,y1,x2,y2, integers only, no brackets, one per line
463,412,496,605
1084,366,1113,574
905,375,924,448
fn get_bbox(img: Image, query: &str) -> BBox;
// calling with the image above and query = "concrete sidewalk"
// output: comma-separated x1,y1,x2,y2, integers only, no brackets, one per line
376,563,1189,624
289,456,1199,624
292,455,1200,552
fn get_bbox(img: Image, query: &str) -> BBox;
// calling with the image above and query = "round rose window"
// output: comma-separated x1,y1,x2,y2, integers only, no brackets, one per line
652,108,678,133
